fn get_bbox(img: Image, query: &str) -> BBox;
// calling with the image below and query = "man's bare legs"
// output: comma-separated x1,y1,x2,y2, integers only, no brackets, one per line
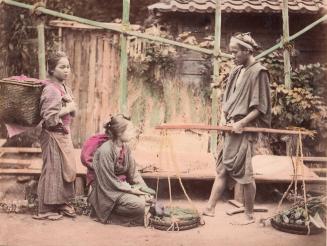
243,181,256,219
231,181,256,225
203,169,227,217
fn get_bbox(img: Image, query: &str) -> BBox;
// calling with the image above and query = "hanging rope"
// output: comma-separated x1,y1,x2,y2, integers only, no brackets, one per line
277,156,297,211
166,134,201,215
297,131,310,234
259,131,313,235
155,130,165,201
154,130,203,231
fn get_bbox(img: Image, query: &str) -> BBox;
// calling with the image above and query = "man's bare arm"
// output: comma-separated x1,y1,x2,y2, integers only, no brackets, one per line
231,109,260,133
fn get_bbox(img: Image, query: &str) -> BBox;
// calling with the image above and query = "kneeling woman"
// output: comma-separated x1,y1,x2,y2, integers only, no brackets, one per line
88,114,153,225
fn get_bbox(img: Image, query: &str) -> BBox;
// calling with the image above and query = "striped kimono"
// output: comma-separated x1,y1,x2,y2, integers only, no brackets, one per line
37,80,76,213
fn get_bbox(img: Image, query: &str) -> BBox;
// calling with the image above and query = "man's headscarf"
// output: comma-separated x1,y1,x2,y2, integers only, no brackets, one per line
230,32,259,52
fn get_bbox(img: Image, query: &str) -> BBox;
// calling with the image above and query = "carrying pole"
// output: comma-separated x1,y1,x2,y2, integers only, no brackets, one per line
155,124,314,136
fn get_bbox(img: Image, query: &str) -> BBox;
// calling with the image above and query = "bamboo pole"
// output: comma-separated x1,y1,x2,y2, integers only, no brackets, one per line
119,0,130,114
3,0,325,60
2,0,228,56
256,14,327,60
282,0,291,88
37,17,46,79
210,0,221,154
155,124,314,136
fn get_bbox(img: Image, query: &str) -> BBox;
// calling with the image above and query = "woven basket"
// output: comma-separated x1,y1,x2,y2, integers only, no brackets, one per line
0,77,44,126
149,206,201,231
271,218,325,235
149,217,201,231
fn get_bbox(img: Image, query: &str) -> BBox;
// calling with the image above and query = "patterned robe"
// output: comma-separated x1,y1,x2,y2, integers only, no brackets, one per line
88,140,147,224
37,81,76,213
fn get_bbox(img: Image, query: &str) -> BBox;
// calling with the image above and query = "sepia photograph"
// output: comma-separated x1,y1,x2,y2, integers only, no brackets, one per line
0,0,326,245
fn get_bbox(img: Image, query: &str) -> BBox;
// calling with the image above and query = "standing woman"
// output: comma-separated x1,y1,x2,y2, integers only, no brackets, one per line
88,114,155,226
34,51,77,220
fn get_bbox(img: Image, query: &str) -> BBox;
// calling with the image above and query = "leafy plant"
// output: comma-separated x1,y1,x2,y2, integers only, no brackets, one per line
128,27,178,94
262,53,327,155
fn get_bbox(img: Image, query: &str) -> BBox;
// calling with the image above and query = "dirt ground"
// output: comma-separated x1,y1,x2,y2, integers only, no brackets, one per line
0,200,325,246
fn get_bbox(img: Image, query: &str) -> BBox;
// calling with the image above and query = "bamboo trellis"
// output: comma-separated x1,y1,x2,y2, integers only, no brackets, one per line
2,0,327,153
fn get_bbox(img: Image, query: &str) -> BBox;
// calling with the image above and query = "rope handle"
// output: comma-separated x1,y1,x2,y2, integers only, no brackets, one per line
156,130,202,220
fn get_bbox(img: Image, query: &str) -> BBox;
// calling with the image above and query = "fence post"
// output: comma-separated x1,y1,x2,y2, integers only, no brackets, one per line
210,0,221,154
119,0,130,114
37,16,46,80
282,0,291,88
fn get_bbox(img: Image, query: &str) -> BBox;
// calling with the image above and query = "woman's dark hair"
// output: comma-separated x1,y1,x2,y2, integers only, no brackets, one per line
47,51,69,75
104,114,131,139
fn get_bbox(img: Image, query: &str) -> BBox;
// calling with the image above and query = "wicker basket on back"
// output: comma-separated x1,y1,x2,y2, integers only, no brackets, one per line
0,76,44,126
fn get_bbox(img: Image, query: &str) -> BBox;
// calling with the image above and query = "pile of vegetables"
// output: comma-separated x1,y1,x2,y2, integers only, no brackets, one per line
273,196,326,230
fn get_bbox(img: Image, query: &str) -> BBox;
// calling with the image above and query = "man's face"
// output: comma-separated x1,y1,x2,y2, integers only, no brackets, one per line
52,57,71,81
229,43,250,66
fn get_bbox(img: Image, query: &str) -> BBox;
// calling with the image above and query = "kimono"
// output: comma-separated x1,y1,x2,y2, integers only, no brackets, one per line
88,140,148,225
37,81,76,213
80,133,109,186
217,62,271,185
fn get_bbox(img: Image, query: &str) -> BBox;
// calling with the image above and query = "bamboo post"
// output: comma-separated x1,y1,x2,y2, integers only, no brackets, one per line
58,26,62,51
37,16,46,79
210,0,222,154
119,0,130,114
282,0,291,88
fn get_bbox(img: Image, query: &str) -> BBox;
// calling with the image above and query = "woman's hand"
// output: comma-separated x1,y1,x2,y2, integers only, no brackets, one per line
130,188,147,196
59,102,76,117
66,101,77,113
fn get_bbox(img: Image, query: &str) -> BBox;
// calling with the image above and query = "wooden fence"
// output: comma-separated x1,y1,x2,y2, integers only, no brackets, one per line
61,27,211,147
63,30,121,146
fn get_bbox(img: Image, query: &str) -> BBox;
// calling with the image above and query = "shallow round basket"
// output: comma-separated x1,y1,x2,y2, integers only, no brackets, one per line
271,218,325,235
149,216,201,231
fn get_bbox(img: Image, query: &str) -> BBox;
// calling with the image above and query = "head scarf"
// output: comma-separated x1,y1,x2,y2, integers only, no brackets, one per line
230,32,259,52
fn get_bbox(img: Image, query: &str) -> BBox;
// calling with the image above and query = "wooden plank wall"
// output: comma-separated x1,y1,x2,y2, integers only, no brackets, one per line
61,28,212,149
63,30,120,146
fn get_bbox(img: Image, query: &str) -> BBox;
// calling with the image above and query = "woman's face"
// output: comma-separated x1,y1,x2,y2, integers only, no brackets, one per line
229,43,250,66
119,122,137,143
52,57,71,81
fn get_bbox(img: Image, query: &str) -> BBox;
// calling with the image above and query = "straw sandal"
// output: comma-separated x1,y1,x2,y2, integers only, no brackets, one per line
59,204,76,218
33,212,63,221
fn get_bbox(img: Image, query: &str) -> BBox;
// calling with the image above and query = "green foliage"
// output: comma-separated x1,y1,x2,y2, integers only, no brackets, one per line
129,42,177,76
263,53,327,154
6,8,38,77
128,28,178,94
